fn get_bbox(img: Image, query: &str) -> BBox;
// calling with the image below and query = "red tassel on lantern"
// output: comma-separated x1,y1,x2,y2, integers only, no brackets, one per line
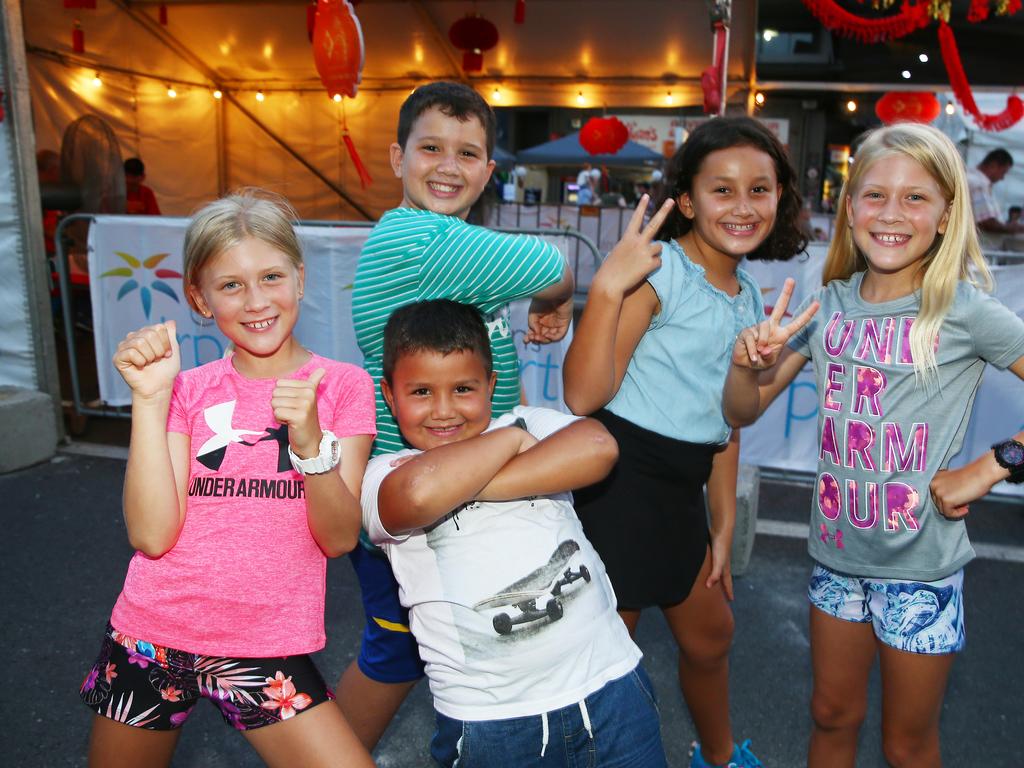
938,21,1023,131
701,21,728,115
312,0,365,100
514,0,526,24
343,131,373,188
799,0,931,43
72,20,85,54
307,2,317,43
449,15,499,72
159,3,168,24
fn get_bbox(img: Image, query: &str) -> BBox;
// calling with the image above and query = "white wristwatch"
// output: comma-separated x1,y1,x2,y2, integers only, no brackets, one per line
288,430,341,475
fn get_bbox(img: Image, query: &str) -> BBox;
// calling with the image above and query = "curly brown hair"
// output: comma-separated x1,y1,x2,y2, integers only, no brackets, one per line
654,116,807,261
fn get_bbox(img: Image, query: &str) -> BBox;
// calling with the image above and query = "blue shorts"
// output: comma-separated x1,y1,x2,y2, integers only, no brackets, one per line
350,543,425,683
430,666,666,768
808,563,966,654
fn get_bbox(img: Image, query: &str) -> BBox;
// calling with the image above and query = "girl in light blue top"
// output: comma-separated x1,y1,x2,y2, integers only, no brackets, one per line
563,117,807,768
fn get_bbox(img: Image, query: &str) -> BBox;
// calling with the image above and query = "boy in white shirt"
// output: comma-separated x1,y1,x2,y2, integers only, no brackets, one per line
361,299,666,767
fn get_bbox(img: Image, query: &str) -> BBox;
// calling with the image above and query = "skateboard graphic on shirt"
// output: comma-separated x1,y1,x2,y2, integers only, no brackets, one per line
472,540,592,636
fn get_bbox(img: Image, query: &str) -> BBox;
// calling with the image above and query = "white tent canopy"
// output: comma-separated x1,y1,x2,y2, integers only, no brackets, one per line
24,0,757,219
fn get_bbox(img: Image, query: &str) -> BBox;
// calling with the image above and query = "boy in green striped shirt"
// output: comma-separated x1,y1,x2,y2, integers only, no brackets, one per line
337,82,574,750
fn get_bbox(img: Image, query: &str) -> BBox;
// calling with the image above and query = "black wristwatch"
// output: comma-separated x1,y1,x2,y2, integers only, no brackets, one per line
991,439,1024,484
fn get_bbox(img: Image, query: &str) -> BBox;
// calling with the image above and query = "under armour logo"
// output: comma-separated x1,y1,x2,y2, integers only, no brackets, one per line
485,316,510,339
195,401,291,472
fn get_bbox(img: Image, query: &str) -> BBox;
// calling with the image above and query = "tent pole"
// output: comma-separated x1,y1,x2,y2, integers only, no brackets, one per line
409,0,467,83
108,0,372,219
216,95,227,197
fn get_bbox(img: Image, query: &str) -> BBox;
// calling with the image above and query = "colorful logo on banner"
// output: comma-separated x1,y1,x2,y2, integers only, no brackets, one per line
100,251,182,319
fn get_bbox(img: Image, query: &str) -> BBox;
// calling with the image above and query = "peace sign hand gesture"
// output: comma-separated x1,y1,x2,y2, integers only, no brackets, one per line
592,196,676,298
732,278,820,370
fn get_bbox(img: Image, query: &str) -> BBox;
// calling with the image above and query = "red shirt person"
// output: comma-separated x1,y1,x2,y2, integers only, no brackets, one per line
124,157,161,215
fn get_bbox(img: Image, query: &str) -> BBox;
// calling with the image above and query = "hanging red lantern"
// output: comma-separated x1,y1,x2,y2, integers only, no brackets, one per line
312,0,364,99
72,19,85,54
579,116,630,156
307,2,317,43
449,15,499,72
874,92,941,124
514,0,526,24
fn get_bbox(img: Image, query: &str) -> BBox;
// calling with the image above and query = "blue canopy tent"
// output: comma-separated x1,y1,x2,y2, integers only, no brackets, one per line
492,145,516,170
516,132,663,167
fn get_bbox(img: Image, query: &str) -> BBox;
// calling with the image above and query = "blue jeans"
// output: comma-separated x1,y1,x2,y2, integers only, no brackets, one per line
430,666,666,767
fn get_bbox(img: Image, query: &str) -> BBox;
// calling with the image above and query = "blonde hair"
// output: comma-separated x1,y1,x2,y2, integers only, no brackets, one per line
183,189,302,312
822,123,991,381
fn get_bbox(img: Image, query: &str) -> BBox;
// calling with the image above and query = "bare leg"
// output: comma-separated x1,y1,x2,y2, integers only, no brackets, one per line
661,546,735,766
877,644,954,768
335,661,418,751
807,606,877,768
87,715,180,768
244,700,375,768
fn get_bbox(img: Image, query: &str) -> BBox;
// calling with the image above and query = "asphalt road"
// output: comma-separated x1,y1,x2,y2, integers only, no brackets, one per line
4,449,1022,767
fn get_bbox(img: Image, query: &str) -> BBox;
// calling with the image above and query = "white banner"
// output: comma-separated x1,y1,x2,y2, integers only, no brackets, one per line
86,223,1022,496
86,217,570,411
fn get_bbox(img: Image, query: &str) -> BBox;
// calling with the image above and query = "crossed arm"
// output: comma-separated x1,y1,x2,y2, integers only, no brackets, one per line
377,418,618,535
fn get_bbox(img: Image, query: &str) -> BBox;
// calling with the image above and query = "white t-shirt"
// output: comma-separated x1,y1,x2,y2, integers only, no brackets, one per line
966,166,1004,250
361,406,641,721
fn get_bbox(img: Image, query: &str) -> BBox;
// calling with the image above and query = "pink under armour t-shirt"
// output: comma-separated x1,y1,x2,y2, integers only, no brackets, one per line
110,354,376,657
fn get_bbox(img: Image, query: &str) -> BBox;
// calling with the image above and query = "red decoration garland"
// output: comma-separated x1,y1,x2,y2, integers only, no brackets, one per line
967,0,990,21
799,0,932,42
514,0,526,24
937,21,1023,131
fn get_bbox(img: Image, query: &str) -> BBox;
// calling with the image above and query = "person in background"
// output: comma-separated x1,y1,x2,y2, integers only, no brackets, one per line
124,157,162,215
37,149,63,257
577,163,595,205
966,148,1021,249
1008,205,1021,227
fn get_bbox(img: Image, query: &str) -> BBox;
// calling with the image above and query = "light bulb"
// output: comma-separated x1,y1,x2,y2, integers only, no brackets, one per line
846,100,857,112
256,90,265,102
167,86,177,98
576,91,585,106
754,92,766,106
333,93,342,103
213,89,223,99
91,73,102,88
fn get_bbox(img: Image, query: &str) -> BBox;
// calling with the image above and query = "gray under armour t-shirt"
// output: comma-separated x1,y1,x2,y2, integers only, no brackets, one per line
788,272,1024,581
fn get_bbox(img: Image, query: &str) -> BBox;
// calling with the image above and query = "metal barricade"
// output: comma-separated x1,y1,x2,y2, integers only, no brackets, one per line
53,215,602,421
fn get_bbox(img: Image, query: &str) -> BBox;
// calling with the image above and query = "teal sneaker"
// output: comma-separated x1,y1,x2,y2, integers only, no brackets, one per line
689,739,763,768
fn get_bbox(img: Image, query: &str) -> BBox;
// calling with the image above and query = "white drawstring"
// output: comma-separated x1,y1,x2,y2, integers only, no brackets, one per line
579,699,593,740
540,711,550,757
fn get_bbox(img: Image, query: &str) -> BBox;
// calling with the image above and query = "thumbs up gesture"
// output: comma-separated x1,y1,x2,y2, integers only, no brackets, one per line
113,321,181,400
273,367,327,458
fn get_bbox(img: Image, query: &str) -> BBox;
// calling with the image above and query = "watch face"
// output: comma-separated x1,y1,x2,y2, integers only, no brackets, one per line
998,441,1024,466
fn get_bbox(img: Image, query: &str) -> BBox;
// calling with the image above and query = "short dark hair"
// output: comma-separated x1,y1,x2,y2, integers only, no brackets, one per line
397,82,496,159
981,148,1013,168
382,300,493,382
124,157,145,176
1010,205,1022,216
654,116,807,261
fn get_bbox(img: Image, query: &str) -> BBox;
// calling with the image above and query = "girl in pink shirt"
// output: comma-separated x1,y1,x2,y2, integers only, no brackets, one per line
80,191,376,767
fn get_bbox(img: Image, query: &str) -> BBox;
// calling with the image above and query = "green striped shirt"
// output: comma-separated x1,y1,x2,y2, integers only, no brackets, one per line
353,207,565,457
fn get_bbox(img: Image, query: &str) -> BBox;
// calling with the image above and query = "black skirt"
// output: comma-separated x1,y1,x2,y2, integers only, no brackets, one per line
574,408,718,610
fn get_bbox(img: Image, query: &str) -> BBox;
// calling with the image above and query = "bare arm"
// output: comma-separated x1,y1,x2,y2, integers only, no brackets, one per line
475,417,618,501
563,197,674,414
704,429,739,600
116,322,189,557
930,355,1024,518
377,427,532,535
301,434,372,557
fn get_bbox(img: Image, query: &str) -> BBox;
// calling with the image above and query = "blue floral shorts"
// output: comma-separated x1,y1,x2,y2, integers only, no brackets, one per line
80,624,332,730
808,564,965,655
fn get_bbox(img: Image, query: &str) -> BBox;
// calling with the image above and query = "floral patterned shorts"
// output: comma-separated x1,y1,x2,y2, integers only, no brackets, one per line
80,624,332,730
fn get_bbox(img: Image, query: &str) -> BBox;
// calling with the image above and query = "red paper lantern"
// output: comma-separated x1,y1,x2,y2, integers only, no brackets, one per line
312,0,364,99
579,117,630,156
72,19,85,54
875,92,941,124
449,15,499,72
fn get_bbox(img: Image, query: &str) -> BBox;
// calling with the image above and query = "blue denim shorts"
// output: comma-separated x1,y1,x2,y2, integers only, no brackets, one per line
429,665,667,768
808,563,966,654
